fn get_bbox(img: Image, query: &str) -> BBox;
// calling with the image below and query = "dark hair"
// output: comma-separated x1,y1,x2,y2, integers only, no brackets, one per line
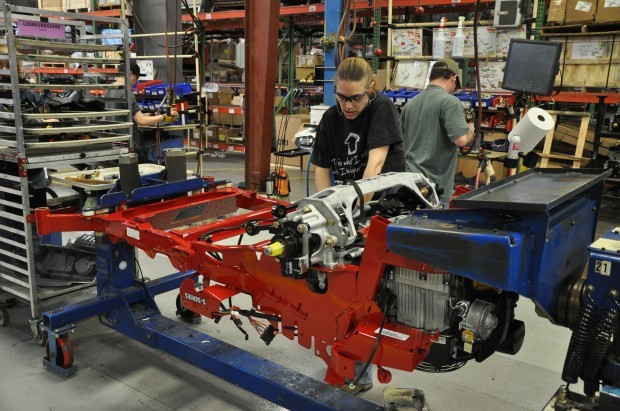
429,68,454,82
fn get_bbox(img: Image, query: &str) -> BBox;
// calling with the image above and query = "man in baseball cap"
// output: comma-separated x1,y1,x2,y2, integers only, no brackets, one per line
119,61,145,78
400,57,474,202
431,58,461,90
105,60,177,162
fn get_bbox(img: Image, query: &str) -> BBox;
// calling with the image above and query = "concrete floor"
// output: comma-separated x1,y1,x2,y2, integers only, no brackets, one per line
0,153,618,411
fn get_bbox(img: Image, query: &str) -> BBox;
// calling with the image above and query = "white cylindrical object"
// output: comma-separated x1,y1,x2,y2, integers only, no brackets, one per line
310,104,330,125
235,39,245,69
508,107,555,154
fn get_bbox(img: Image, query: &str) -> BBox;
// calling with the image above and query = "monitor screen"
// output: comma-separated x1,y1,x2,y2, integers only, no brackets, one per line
502,39,563,96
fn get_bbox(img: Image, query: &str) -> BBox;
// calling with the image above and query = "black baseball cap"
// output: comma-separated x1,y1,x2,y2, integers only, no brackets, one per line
119,61,145,77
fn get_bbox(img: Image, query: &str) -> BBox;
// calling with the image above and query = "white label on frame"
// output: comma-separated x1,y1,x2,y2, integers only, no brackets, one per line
594,260,612,276
374,328,410,341
127,227,140,240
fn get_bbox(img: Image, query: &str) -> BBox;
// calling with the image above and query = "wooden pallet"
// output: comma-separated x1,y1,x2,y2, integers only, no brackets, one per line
97,3,121,10
540,111,590,168
40,62,67,68
542,21,620,36
66,8,90,13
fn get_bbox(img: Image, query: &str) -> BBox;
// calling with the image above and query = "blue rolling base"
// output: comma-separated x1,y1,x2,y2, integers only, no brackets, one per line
41,270,381,411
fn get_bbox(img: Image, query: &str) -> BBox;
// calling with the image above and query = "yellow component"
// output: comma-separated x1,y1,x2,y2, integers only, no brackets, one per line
461,329,475,343
264,241,285,257
472,281,500,293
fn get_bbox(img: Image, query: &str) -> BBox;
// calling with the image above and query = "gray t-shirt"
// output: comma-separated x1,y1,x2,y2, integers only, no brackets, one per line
401,85,470,201
104,87,142,147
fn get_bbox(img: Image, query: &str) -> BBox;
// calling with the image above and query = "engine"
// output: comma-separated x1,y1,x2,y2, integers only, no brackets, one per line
264,172,526,372
384,266,524,372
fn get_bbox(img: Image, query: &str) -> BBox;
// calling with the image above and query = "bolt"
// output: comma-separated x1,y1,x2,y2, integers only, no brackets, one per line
325,237,335,247
327,219,334,226
586,284,595,293
273,221,280,229
303,206,312,214
557,385,568,405
610,290,618,299
297,224,307,234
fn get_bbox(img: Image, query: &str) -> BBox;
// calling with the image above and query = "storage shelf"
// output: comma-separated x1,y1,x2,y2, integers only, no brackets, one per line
184,0,494,23
536,92,620,104
207,142,245,153
211,105,243,115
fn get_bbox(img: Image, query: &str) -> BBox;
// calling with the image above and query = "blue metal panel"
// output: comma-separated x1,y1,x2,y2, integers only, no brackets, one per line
586,227,620,311
323,0,342,106
387,192,601,321
131,177,206,202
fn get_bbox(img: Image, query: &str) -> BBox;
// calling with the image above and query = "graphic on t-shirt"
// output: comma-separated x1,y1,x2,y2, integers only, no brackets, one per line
345,133,361,155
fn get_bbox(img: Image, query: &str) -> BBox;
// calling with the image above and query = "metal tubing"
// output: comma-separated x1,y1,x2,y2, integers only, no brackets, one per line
42,270,194,331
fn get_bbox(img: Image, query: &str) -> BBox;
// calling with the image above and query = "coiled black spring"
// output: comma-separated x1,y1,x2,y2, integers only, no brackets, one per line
581,306,619,397
562,296,597,384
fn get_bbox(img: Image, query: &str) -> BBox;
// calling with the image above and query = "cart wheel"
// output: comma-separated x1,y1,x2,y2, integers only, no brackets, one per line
45,335,74,369
377,366,392,384
176,294,197,322
34,328,48,347
0,306,8,327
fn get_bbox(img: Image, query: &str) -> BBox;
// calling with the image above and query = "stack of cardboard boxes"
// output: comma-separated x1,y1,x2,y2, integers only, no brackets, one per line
547,0,620,88
547,0,620,25
295,54,323,83
206,89,244,147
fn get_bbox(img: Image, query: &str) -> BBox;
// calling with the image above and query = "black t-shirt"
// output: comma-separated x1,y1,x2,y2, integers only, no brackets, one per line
311,94,405,183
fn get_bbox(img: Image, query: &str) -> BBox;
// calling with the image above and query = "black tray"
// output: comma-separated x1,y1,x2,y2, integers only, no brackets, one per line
452,168,612,212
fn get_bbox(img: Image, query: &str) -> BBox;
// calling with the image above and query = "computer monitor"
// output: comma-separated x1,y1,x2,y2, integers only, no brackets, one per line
502,39,563,96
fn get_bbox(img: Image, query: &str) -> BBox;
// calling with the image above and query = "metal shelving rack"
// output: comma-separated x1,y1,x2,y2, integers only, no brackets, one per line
0,4,132,340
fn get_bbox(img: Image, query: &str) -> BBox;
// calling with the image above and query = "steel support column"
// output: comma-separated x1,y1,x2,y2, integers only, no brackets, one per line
324,0,343,106
244,0,280,192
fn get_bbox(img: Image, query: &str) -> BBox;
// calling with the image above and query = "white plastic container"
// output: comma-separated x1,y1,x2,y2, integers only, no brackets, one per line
452,17,465,58
432,17,447,60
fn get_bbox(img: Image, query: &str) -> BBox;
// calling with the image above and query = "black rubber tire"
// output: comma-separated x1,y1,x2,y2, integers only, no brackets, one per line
176,294,197,322
0,307,8,327
34,328,48,347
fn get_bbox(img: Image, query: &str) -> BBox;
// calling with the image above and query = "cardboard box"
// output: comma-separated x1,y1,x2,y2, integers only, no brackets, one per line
231,94,244,106
296,67,315,81
206,125,219,142
564,0,597,24
595,0,620,22
547,0,568,23
39,0,63,10
206,92,219,105
296,55,324,68
212,107,243,126
64,0,90,10
218,90,233,105
217,126,230,142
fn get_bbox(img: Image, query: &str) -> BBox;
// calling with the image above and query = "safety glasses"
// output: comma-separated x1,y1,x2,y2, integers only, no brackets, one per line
333,87,369,103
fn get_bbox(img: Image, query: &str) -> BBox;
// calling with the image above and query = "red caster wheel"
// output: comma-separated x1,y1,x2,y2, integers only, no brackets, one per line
45,335,75,369
377,366,392,384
